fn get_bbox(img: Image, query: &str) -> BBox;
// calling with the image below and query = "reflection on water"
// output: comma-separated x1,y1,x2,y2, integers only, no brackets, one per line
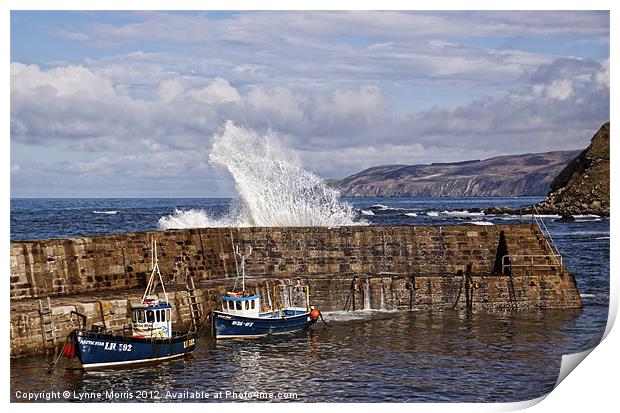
11,307,597,402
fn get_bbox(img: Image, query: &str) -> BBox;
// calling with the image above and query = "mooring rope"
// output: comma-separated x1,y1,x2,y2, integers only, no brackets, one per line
47,334,72,374
318,311,331,327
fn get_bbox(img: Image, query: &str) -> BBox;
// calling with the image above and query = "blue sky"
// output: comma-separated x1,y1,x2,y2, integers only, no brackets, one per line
10,11,610,197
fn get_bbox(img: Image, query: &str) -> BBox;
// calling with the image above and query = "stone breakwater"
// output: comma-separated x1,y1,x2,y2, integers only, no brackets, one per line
10,224,582,357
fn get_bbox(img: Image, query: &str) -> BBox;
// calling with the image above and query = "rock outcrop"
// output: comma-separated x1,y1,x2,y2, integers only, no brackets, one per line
536,122,610,216
334,151,580,197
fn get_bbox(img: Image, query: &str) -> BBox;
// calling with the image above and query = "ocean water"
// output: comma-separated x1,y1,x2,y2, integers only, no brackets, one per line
10,197,610,402
9,196,575,241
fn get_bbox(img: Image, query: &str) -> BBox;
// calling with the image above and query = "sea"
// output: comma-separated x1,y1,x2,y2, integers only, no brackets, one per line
10,196,610,402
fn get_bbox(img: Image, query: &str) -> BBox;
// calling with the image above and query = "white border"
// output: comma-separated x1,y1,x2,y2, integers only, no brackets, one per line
3,1,616,412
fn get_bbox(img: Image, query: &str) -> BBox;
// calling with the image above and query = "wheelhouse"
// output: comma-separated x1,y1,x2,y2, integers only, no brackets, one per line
220,294,260,317
130,298,173,338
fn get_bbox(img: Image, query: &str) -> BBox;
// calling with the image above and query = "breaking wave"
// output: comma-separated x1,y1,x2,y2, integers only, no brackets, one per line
370,204,404,211
439,210,485,218
158,204,248,228
159,121,362,229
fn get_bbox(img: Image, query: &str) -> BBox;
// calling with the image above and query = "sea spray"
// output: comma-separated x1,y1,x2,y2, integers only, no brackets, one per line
159,121,362,228
158,198,249,228
158,207,248,229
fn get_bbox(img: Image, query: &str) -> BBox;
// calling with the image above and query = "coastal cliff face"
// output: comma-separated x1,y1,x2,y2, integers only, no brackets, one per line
334,151,579,197
536,122,610,216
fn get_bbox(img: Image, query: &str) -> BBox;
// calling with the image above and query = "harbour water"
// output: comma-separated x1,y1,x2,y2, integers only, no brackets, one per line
10,197,610,402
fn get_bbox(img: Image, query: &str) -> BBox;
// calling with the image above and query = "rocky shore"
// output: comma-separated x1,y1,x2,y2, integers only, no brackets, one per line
535,122,609,217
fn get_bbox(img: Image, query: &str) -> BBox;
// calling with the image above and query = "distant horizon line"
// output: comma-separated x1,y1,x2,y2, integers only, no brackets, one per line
10,195,547,200
9,196,235,199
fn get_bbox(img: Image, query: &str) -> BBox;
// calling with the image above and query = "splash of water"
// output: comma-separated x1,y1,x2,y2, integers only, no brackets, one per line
159,121,362,229
157,206,247,229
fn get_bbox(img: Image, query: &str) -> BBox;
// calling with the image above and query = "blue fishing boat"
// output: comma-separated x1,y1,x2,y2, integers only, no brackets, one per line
212,245,320,339
61,238,196,371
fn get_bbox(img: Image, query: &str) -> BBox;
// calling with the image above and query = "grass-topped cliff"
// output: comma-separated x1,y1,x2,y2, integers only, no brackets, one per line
536,122,610,216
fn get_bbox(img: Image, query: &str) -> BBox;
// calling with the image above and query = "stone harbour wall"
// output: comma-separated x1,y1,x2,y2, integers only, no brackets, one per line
9,224,582,357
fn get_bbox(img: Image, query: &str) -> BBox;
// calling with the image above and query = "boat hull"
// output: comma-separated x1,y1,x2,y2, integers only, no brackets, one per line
74,331,195,370
212,310,318,339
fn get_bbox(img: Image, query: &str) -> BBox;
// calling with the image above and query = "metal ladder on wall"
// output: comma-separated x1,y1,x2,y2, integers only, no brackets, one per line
503,204,564,276
38,297,58,354
186,273,202,332
531,204,564,274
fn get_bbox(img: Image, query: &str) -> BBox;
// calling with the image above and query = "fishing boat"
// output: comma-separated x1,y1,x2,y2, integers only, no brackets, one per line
212,245,320,339
56,238,196,371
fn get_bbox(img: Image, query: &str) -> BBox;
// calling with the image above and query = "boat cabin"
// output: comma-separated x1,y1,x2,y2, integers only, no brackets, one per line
220,294,260,317
131,296,172,338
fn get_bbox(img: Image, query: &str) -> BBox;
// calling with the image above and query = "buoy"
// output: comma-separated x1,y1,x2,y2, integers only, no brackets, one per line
310,309,320,319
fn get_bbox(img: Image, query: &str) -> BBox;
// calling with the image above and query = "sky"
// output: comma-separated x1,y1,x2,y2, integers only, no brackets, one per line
10,10,610,197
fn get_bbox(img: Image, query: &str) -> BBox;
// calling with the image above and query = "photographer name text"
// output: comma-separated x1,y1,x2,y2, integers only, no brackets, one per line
15,389,298,401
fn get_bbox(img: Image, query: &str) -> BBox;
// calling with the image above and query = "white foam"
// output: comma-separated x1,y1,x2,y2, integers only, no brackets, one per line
369,204,403,211
361,210,375,216
595,236,610,240
159,122,363,229
469,221,494,226
426,211,439,217
321,309,401,322
580,293,596,298
404,212,417,218
574,214,601,219
158,207,248,228
571,231,610,237
93,210,118,215
496,213,562,219
440,210,485,218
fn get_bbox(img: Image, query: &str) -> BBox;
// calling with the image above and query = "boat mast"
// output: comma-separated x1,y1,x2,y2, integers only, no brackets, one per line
142,236,169,304
234,244,252,293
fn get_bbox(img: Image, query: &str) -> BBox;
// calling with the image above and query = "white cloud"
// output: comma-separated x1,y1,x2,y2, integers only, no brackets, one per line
312,85,388,126
158,78,184,102
9,11,610,195
11,62,396,156
244,86,306,127
11,62,116,98
43,12,605,97
11,55,609,184
78,11,608,46
532,79,574,101
595,58,610,89
188,77,241,104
